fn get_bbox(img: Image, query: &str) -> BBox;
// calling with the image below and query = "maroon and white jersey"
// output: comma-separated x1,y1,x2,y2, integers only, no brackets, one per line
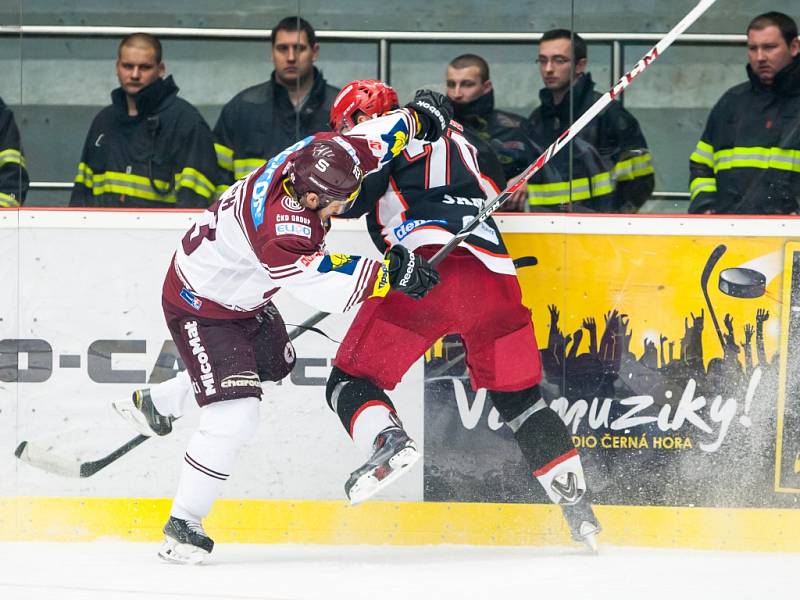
163,110,417,319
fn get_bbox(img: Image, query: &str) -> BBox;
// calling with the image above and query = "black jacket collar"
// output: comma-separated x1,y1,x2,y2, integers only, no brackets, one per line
453,88,495,121
271,67,328,111
538,72,595,121
747,55,800,95
111,75,179,117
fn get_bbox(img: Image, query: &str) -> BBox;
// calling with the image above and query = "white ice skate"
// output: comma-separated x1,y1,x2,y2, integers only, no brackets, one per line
112,389,173,437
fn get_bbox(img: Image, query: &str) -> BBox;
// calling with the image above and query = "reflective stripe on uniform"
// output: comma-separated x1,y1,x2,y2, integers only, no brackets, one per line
174,166,216,199
0,192,20,207
615,152,654,182
75,163,215,204
215,143,233,173
690,140,715,168
689,177,717,200
233,158,267,180
527,171,614,206
0,148,25,169
713,146,800,173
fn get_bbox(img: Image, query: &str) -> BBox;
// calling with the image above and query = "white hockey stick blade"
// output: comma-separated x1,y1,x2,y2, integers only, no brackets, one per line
15,441,82,478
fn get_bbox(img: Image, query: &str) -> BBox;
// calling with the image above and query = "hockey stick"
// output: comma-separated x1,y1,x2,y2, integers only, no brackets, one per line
428,0,718,267
14,311,340,479
15,434,149,478
13,300,374,477
15,409,184,478
700,243,727,352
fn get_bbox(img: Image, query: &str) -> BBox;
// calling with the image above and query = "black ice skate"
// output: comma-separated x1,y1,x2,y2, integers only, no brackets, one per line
345,426,420,505
561,494,601,554
158,516,214,565
112,389,173,437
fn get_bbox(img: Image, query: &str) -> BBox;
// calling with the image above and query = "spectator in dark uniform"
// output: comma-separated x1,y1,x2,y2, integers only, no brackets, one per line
527,30,654,213
446,53,539,209
70,33,220,208
213,16,340,185
0,96,29,207
689,12,800,214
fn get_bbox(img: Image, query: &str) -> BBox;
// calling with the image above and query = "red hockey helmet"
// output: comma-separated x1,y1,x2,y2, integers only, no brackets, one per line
288,139,363,205
329,79,399,132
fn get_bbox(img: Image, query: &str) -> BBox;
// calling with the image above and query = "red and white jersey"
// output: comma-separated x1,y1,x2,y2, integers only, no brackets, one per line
350,123,516,276
163,110,417,319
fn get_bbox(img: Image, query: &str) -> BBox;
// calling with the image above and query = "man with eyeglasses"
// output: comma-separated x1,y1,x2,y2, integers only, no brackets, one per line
526,29,654,213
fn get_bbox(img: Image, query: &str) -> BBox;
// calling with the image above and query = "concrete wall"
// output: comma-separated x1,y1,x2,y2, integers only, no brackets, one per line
4,1,798,33
1,1,797,206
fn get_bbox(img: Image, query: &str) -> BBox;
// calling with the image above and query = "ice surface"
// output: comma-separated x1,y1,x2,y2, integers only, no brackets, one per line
0,542,796,600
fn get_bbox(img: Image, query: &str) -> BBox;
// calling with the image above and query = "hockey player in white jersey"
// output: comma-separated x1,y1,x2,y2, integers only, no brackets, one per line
113,90,452,564
324,79,600,551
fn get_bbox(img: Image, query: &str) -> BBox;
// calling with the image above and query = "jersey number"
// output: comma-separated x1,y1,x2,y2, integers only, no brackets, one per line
181,196,234,255
404,130,482,190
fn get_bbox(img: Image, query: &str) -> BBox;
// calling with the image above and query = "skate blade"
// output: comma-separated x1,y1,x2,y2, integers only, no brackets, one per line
158,537,210,565
580,531,599,555
348,447,421,506
112,400,156,437
575,522,600,555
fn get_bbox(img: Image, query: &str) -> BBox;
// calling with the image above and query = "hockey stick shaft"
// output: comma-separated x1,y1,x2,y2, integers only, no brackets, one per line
288,310,332,341
428,0,718,267
79,434,149,477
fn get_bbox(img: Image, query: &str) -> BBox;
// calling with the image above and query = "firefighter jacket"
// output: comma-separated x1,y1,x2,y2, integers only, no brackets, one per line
213,68,339,185
70,76,219,208
526,72,654,212
689,56,800,214
453,89,537,189
0,97,29,207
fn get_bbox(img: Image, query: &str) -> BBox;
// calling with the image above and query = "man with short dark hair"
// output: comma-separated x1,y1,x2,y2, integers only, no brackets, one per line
689,11,800,214
113,89,452,564
0,96,28,207
214,16,340,185
527,29,654,213
446,54,540,210
70,33,220,208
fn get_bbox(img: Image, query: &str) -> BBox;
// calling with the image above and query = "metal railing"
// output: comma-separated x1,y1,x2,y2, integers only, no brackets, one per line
0,24,747,83
1,25,744,200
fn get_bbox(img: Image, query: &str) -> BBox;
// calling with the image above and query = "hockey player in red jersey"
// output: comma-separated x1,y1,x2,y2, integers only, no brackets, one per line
325,79,601,550
113,89,450,564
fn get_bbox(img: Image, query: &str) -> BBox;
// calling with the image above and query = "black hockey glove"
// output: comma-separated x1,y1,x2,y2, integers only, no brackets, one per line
406,89,453,142
385,245,440,300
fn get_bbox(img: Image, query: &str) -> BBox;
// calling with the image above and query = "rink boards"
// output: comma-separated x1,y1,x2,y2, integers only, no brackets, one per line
1,209,800,551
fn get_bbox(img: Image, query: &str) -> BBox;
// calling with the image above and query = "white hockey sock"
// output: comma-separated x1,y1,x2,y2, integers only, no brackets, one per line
351,403,396,459
533,449,587,505
149,370,194,419
170,396,260,522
